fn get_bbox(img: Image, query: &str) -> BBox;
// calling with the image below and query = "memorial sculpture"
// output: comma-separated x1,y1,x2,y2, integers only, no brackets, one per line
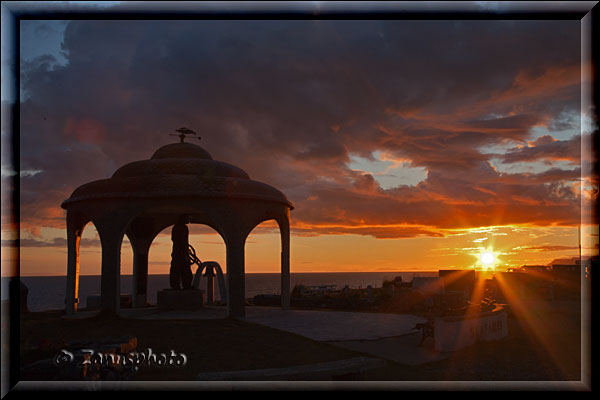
166,213,226,308
169,215,193,290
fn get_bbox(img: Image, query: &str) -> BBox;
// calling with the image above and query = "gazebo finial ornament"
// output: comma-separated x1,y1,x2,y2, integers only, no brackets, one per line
170,127,200,143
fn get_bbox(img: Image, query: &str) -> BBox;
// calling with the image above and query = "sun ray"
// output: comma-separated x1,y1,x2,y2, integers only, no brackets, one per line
494,272,578,380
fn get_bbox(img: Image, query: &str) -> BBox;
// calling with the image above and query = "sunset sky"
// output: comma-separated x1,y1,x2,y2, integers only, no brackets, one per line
2,4,598,276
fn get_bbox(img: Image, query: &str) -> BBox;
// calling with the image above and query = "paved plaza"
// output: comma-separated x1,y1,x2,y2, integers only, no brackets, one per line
243,307,426,341
105,305,445,365
115,306,425,341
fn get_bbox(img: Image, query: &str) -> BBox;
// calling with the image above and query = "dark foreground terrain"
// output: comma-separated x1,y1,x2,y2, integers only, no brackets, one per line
16,299,583,385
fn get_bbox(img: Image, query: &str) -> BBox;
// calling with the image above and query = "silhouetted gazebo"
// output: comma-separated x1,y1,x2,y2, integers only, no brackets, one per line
61,139,293,318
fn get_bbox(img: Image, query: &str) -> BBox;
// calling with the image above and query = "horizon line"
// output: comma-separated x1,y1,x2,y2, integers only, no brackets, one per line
8,270,446,278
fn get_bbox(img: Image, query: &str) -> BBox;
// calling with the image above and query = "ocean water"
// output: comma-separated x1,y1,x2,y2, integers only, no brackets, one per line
6,272,437,312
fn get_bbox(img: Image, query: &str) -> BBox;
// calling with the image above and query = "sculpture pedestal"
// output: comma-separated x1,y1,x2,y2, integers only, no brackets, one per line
86,294,132,310
157,289,205,310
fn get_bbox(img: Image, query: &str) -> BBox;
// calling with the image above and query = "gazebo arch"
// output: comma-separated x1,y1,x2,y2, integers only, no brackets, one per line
61,138,294,318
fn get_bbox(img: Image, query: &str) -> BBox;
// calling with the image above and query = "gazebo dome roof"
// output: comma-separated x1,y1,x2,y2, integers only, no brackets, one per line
111,142,249,180
150,142,213,160
61,142,293,209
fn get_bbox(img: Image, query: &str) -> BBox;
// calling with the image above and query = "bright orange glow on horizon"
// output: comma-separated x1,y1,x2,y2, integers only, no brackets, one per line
8,223,597,277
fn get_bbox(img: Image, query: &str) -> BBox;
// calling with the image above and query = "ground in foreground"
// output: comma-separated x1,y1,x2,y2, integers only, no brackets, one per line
18,300,582,383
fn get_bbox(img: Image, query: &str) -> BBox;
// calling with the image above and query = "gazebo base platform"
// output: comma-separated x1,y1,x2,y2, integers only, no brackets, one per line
157,288,205,310
86,294,132,310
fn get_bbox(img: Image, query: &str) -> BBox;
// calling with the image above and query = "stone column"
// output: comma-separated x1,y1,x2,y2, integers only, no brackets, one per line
65,211,86,314
97,225,125,315
132,243,150,308
225,233,247,318
129,236,152,308
65,228,81,314
279,214,291,310
127,217,158,308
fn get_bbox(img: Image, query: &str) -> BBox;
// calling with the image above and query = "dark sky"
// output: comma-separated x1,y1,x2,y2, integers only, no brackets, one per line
7,17,596,241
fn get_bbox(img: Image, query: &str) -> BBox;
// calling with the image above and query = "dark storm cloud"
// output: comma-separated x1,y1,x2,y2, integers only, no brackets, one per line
500,134,582,164
462,114,543,132
15,19,589,237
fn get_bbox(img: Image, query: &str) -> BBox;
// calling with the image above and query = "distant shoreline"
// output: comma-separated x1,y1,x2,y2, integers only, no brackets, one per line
10,271,442,278
5,272,443,308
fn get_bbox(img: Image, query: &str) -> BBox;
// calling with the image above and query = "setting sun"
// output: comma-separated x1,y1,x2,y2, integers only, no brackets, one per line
479,249,498,269
481,251,495,265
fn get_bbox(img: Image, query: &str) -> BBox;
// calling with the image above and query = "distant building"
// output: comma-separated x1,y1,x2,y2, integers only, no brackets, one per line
411,277,445,297
514,265,549,272
438,270,476,294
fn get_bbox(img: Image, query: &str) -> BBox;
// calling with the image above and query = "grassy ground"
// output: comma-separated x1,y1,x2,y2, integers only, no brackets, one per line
19,299,584,382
